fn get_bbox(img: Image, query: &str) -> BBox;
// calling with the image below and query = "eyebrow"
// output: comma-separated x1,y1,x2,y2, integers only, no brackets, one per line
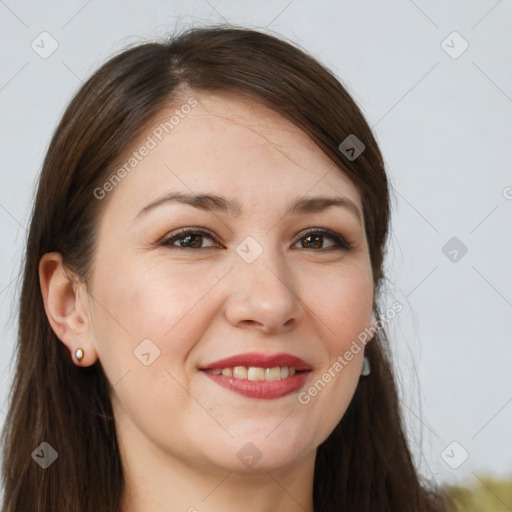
134,192,363,223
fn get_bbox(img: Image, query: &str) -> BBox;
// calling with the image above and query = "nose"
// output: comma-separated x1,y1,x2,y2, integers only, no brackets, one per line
224,248,304,335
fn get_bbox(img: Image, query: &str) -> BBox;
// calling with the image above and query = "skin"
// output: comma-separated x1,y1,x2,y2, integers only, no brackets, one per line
39,91,376,512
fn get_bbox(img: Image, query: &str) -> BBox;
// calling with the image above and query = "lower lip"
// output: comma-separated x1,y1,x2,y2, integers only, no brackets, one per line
201,371,311,399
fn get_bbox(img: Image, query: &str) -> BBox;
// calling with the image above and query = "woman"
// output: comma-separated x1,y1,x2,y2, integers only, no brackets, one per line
0,25,452,511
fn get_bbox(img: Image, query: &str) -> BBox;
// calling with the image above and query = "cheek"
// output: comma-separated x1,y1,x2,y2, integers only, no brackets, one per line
307,268,374,352
90,265,217,418
111,263,223,359
295,272,371,444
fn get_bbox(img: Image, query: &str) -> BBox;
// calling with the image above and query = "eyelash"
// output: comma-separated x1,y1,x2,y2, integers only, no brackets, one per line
159,227,353,252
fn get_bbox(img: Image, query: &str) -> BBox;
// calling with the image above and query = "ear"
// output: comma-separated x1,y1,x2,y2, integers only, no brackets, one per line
39,252,98,367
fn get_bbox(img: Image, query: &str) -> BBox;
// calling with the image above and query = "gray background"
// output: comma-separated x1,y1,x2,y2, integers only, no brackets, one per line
1,0,511,491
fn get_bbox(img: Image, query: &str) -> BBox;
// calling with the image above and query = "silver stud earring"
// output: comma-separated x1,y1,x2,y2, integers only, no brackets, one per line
361,355,370,376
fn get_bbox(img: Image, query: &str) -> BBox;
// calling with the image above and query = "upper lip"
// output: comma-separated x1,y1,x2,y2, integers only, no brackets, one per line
198,352,311,372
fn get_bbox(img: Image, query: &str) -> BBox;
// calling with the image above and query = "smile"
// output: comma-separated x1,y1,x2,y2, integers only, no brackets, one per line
198,352,312,399
204,365,298,381
200,367,311,399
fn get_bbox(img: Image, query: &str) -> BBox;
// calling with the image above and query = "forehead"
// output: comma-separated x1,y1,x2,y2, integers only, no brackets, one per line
101,91,362,218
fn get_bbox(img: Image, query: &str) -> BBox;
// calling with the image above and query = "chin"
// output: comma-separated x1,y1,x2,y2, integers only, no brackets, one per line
207,434,312,473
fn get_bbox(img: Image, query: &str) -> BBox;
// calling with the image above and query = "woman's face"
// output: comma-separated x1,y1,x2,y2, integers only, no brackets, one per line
86,92,374,474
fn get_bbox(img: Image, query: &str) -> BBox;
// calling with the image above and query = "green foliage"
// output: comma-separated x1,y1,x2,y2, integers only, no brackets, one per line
444,475,512,512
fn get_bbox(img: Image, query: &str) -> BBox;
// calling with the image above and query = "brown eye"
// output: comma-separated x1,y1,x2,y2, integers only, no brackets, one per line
161,229,219,249
300,234,327,249
294,229,352,251
159,227,352,252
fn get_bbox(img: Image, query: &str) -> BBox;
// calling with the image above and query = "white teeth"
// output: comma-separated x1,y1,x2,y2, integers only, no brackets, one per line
265,367,282,381
247,367,265,381
233,366,248,379
206,365,300,381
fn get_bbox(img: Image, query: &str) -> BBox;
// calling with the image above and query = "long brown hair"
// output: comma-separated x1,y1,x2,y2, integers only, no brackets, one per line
1,24,452,511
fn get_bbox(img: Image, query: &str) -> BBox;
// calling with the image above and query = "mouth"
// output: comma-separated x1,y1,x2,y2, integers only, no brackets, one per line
198,352,312,399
